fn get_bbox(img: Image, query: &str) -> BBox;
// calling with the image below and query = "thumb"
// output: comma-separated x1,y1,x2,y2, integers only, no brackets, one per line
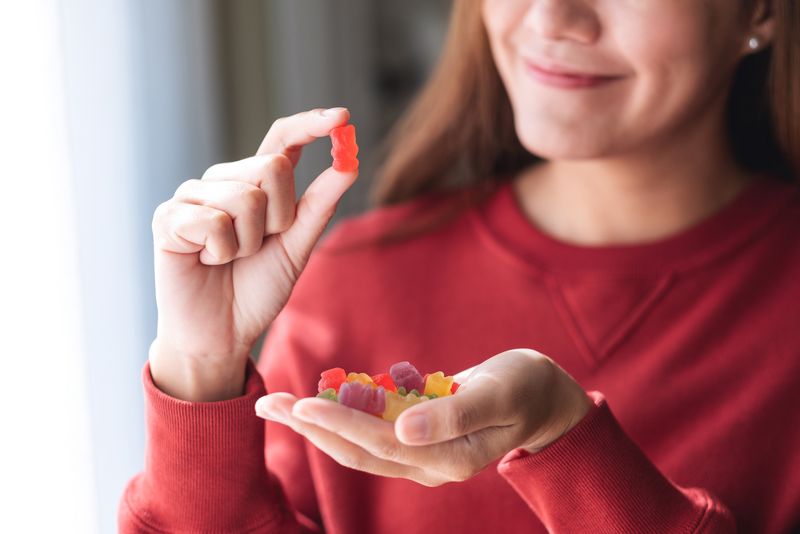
279,165,358,264
394,372,504,446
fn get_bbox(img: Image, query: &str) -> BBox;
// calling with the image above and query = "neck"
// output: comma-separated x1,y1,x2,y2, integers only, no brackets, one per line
513,106,755,246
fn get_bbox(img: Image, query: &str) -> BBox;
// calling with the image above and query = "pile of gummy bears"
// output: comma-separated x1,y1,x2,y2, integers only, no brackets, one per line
316,361,459,422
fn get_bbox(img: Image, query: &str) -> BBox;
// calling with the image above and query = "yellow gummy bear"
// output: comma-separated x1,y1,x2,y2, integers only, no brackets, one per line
346,372,375,387
423,371,454,397
382,391,430,422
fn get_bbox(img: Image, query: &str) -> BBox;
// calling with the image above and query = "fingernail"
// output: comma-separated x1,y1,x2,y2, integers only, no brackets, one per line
255,397,268,416
321,107,346,117
399,413,429,443
255,397,285,421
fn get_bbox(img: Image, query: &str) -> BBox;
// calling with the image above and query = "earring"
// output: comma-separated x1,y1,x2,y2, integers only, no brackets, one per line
748,36,760,50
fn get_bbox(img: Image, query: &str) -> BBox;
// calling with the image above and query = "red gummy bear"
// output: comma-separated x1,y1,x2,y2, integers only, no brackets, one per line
371,373,397,393
330,124,359,172
318,367,347,393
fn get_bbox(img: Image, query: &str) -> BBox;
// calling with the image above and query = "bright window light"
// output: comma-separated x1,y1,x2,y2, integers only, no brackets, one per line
0,2,98,532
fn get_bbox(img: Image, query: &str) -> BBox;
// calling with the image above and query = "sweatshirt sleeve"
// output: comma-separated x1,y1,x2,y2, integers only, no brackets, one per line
497,391,737,533
118,356,317,534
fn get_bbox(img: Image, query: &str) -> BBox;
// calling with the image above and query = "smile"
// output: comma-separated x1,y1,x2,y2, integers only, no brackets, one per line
522,59,624,89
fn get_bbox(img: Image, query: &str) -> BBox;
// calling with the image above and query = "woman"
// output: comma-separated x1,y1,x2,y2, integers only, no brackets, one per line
120,1,799,532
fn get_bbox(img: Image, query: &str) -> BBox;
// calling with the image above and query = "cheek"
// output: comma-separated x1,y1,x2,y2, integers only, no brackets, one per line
481,0,529,74
617,7,742,134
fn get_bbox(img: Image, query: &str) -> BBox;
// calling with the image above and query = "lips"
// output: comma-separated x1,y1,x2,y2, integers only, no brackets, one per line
522,58,625,89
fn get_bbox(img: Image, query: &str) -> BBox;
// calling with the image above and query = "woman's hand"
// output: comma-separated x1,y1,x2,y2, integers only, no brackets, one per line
256,349,593,486
149,107,358,401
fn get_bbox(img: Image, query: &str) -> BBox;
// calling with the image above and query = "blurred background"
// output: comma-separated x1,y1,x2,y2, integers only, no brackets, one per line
0,1,451,532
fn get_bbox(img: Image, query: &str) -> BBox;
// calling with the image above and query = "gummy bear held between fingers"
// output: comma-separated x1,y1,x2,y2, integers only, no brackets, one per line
330,124,359,172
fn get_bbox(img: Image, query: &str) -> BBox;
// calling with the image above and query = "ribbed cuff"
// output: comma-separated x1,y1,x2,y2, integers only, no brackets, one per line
122,358,292,533
497,391,711,533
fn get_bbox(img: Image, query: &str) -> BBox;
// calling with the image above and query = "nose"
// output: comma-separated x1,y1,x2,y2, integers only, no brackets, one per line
523,0,601,44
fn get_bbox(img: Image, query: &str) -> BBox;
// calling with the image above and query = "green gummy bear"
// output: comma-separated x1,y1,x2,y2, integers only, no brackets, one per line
317,388,338,401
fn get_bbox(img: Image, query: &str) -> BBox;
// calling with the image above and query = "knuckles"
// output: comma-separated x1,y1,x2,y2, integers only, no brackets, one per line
269,117,286,134
257,152,293,179
151,201,169,231
240,186,267,214
451,405,476,437
173,178,201,197
207,210,232,233
201,162,226,181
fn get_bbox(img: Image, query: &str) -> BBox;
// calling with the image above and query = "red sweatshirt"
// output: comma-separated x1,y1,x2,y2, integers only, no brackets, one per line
120,175,800,533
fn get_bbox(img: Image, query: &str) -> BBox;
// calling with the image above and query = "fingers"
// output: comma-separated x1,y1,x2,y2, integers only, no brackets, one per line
201,154,296,235
253,107,358,266
292,398,401,459
257,107,350,165
290,398,456,467
173,179,266,258
290,399,445,478
256,394,434,484
255,392,298,421
289,397,501,483
289,420,431,483
395,373,510,446
199,107,359,267
153,202,238,265
153,153,296,265
154,107,358,269
277,165,358,271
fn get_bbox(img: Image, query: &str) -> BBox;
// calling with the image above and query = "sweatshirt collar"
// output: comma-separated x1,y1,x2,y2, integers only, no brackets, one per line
471,173,798,276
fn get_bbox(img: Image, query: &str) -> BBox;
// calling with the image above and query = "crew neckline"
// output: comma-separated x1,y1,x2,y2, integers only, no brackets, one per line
471,174,797,275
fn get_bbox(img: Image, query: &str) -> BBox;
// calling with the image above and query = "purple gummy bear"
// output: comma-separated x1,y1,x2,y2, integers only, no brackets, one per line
389,361,425,393
338,382,386,416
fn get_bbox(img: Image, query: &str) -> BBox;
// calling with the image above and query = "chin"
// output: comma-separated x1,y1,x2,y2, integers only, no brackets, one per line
515,119,614,161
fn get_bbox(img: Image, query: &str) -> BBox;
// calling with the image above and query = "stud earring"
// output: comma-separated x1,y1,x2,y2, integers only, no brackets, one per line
748,37,760,50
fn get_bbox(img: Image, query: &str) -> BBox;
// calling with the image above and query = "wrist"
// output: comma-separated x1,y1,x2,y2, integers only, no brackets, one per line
521,366,593,455
148,338,251,402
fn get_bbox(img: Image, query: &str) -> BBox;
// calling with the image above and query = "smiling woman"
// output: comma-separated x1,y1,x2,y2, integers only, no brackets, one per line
372,0,796,212
121,1,800,533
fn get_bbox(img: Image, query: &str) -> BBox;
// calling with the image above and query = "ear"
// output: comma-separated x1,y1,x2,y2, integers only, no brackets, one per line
741,0,776,55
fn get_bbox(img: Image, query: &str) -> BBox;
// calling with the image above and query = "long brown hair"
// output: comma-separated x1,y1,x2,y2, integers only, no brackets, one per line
335,0,799,252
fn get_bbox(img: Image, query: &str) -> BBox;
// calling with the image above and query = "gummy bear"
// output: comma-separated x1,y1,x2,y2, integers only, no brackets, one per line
423,371,454,398
389,361,425,394
382,390,430,422
317,388,338,401
346,372,375,387
330,124,359,172
318,367,347,393
450,381,460,394
338,382,385,416
371,373,397,393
